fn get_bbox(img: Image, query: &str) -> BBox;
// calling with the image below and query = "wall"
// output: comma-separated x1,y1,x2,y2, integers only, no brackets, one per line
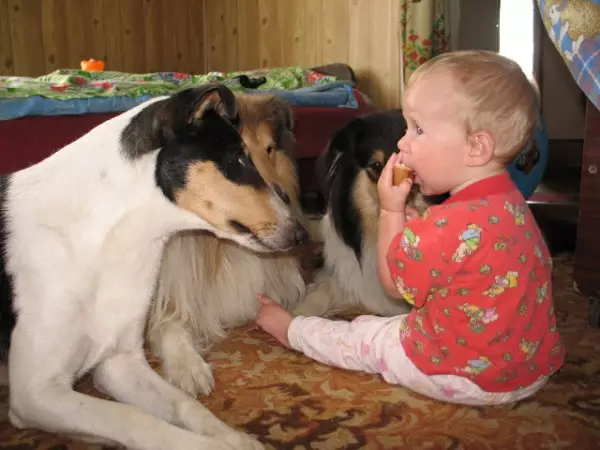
0,0,403,108
539,30,586,140
203,0,403,108
0,0,207,76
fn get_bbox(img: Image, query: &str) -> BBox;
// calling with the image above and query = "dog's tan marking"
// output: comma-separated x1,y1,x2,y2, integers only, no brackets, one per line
353,170,380,237
174,161,279,239
242,124,299,203
193,91,230,120
371,149,385,166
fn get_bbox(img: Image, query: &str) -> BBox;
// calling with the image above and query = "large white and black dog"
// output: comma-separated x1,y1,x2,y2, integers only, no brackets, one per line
294,110,439,318
0,84,307,449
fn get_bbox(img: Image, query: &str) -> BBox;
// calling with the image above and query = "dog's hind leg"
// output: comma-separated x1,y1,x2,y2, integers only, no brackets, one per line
148,320,216,397
93,350,263,450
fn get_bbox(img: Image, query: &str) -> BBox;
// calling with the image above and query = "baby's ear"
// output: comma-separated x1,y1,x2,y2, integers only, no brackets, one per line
466,131,495,166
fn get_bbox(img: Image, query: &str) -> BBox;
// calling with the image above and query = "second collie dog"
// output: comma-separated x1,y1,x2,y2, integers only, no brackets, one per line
147,93,308,397
294,110,437,318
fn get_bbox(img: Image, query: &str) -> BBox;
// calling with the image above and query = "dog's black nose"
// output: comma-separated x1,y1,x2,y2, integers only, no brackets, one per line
294,224,310,246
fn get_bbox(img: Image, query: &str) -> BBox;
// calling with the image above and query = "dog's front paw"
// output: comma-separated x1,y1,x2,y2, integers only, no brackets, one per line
163,352,215,397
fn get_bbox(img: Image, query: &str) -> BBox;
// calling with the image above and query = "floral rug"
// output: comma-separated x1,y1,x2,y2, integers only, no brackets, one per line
0,253,599,449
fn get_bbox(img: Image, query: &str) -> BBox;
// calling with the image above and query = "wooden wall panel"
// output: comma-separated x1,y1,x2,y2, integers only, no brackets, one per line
0,0,402,107
0,0,207,76
7,0,45,75
187,0,206,74
0,0,13,75
236,0,260,71
203,0,403,107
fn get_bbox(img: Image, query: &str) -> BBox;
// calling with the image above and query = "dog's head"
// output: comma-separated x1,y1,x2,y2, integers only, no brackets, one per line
321,110,432,261
122,84,308,253
235,93,302,217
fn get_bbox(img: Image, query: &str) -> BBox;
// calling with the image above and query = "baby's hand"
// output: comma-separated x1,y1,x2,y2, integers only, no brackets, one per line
377,152,414,213
255,295,293,349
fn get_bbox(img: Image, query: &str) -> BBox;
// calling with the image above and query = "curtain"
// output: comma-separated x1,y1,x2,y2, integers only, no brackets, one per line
400,0,459,90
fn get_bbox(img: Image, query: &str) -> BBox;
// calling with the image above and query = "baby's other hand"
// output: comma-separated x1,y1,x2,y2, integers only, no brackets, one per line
405,206,421,222
255,294,293,349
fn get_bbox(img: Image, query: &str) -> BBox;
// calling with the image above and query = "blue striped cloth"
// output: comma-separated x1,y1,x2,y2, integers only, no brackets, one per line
537,0,600,111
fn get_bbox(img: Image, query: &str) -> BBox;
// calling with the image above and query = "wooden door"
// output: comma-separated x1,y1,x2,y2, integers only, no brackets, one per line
574,99,600,327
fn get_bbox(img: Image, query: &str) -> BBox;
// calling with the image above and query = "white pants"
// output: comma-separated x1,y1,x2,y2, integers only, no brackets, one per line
288,314,547,406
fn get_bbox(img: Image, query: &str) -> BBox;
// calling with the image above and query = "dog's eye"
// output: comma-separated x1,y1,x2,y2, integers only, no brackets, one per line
266,145,274,155
370,161,383,173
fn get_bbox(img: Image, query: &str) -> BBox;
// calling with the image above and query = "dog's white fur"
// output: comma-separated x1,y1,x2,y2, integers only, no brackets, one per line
147,231,305,396
293,212,411,318
0,95,291,449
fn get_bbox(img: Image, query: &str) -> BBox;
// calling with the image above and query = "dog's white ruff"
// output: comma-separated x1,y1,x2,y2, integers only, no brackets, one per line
294,212,411,318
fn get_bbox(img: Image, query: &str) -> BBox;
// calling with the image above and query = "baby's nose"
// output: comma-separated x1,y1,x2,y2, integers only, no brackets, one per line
397,135,407,152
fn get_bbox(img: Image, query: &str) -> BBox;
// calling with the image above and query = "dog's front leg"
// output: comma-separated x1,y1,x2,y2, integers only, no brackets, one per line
148,320,216,397
93,350,263,450
9,349,244,449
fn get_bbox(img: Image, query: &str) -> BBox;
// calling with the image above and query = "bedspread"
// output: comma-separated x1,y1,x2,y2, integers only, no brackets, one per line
537,0,600,111
0,66,358,121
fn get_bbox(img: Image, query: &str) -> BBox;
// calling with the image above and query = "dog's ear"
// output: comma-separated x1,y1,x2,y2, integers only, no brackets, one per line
121,84,239,159
316,117,364,192
328,118,364,156
190,84,238,124
165,84,239,139
269,96,295,151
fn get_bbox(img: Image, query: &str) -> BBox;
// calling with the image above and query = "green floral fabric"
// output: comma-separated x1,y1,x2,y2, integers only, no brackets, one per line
0,66,338,100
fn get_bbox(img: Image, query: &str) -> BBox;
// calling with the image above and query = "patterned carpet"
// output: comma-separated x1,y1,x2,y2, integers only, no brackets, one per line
0,253,599,449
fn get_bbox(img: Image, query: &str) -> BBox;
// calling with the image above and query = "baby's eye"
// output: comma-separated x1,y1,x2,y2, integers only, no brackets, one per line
415,124,424,135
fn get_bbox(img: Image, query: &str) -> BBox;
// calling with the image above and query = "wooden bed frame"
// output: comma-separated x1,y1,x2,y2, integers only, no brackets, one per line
574,99,600,328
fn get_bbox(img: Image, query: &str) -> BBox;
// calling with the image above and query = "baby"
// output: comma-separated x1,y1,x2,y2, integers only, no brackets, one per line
255,50,565,405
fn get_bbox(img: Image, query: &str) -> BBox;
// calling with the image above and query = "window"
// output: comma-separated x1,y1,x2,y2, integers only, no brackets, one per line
499,0,535,78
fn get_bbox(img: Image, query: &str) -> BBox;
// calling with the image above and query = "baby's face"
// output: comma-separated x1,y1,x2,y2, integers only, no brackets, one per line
397,73,471,195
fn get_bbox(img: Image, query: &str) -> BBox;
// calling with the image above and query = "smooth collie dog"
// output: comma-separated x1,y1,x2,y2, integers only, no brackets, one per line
0,84,308,450
294,110,436,318
147,93,307,397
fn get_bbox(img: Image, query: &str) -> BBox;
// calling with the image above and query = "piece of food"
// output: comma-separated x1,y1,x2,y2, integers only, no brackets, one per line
393,164,414,185
80,59,105,72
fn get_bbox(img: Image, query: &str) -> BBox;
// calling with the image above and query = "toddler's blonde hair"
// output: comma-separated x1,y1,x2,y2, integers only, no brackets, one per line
406,50,540,164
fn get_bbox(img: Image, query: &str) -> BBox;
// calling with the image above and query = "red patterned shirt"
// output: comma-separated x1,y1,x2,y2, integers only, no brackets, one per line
387,172,565,393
